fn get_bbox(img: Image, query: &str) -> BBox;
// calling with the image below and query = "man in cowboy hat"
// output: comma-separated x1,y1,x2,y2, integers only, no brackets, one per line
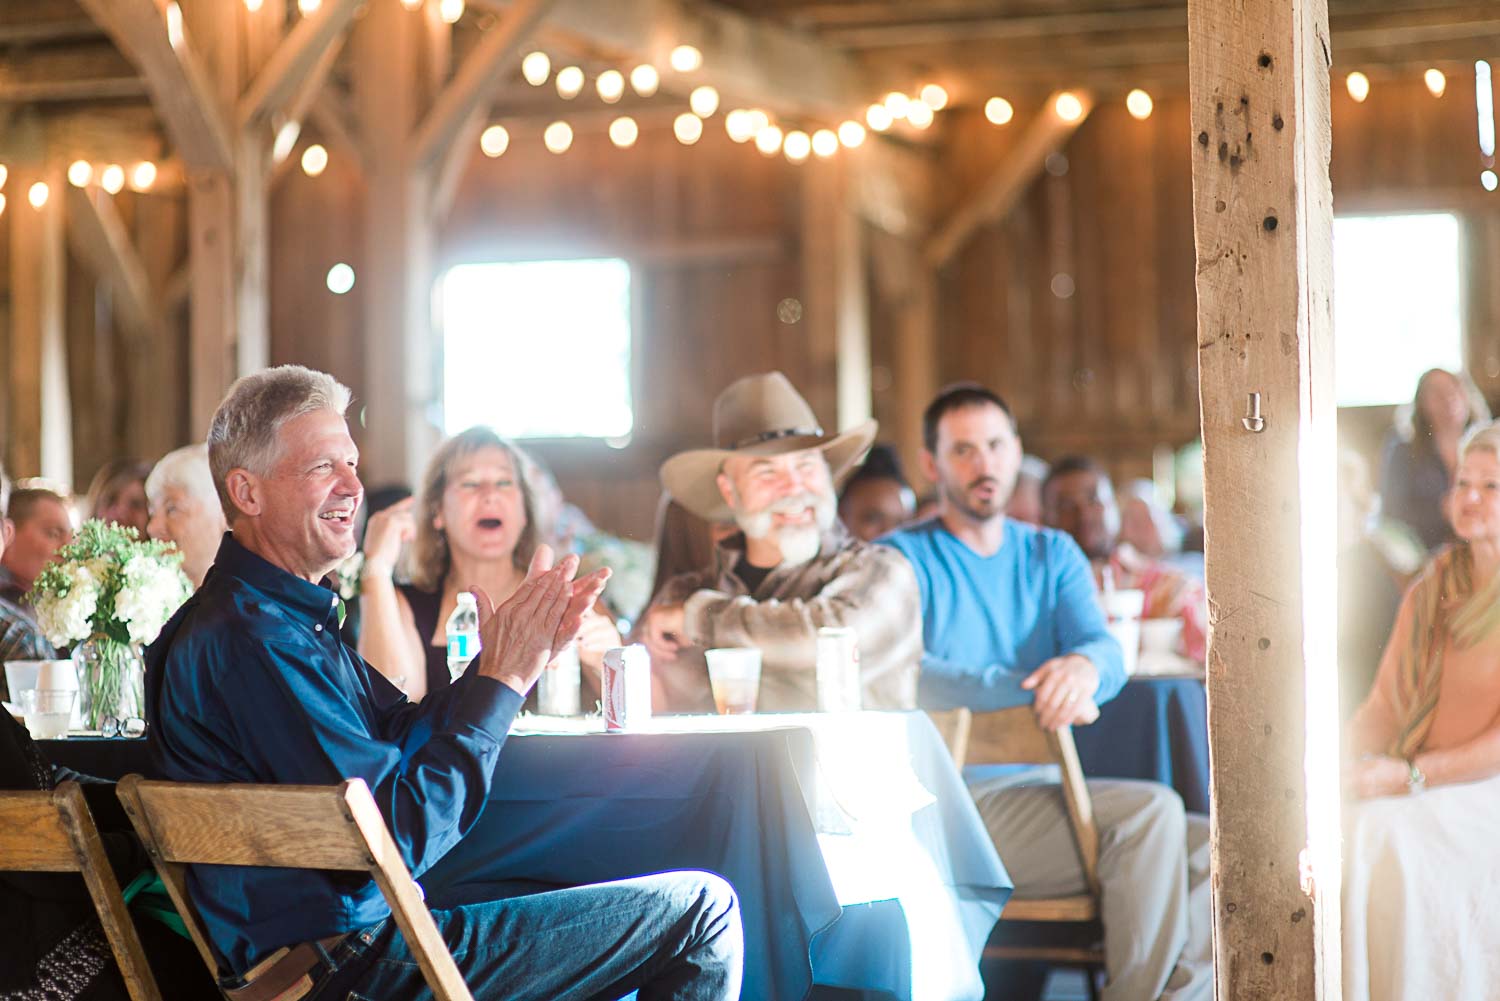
639,372,923,712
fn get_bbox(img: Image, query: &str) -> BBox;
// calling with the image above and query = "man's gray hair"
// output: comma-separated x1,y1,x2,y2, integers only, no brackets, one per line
207,365,352,520
146,443,218,510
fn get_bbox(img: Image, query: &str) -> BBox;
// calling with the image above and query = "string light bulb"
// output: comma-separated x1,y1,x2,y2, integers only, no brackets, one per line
0,165,8,189
866,103,893,131
437,0,463,23
326,263,355,294
755,124,784,156
1055,92,1085,121
811,129,838,158
783,130,811,163
165,2,184,49
28,181,49,208
1425,68,1447,98
245,0,263,11
543,121,573,153
131,161,157,190
1346,71,1370,102
669,45,702,73
480,125,509,157
400,0,422,9
609,116,639,148
297,0,320,13
1484,169,1498,192
596,69,625,103
67,160,93,187
0,193,6,215
521,51,550,86
907,101,934,129
630,65,659,97
985,97,1014,125
300,143,328,176
689,85,720,117
100,164,125,194
746,109,770,135
838,120,866,148
673,112,703,145
556,66,584,99
725,110,755,143
1126,88,1154,120
919,83,949,110
883,91,910,120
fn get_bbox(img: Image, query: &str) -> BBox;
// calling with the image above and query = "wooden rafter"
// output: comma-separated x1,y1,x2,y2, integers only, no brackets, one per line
64,185,162,343
925,90,1093,267
74,0,233,170
412,0,558,169
238,0,362,131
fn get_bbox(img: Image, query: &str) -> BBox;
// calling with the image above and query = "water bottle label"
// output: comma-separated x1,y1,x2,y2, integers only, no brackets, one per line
448,635,470,659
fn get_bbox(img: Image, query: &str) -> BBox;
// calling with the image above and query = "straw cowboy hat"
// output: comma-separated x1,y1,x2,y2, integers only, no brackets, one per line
661,371,877,522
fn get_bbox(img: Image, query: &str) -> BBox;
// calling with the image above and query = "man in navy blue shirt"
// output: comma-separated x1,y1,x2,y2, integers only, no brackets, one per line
880,385,1209,1001
147,365,742,1001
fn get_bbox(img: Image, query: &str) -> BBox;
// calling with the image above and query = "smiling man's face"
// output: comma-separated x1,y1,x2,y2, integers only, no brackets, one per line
248,409,363,580
718,448,835,566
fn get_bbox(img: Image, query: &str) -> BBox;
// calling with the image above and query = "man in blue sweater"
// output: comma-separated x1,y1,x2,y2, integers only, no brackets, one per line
880,384,1209,1001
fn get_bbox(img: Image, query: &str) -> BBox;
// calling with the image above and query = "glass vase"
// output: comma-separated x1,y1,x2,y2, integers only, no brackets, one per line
72,637,145,731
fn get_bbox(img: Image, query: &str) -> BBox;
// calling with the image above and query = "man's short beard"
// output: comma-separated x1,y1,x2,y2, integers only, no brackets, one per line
733,489,836,567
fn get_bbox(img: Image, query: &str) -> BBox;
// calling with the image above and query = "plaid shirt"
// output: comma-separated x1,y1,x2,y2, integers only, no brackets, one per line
651,523,923,712
0,596,55,700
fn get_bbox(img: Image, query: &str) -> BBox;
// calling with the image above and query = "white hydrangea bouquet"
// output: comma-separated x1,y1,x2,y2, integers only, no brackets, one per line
29,519,192,729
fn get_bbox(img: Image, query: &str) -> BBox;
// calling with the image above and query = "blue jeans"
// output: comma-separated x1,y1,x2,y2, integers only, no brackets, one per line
302,871,742,1001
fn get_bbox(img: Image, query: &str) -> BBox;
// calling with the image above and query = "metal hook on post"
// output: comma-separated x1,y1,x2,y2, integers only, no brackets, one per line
1242,392,1265,433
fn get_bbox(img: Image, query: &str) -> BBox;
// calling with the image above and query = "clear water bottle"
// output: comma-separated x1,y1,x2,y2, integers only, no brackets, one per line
538,643,582,715
446,592,482,681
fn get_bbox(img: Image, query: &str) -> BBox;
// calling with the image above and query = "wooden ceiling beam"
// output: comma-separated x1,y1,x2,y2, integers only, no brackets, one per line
74,0,234,170
412,0,558,169
238,0,362,131
925,89,1093,267
64,184,162,343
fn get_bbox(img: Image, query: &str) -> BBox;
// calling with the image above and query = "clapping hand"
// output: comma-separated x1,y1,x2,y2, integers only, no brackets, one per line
361,497,416,581
470,545,610,696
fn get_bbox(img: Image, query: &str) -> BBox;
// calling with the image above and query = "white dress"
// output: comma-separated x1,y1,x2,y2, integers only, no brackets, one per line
1343,771,1500,1000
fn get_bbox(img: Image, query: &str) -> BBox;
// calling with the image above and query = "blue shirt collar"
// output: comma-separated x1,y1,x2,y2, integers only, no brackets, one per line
209,532,341,626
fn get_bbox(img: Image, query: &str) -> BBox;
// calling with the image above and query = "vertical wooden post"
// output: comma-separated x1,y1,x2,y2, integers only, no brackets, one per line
802,159,871,430
893,258,939,486
1188,0,1340,997
8,168,72,483
188,172,237,436
353,0,437,486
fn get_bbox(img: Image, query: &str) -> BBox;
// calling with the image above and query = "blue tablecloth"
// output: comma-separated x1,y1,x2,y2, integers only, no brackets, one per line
1070,676,1210,814
43,711,1011,1001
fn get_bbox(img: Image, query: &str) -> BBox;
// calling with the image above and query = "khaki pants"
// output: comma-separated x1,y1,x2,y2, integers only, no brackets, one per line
972,775,1211,1001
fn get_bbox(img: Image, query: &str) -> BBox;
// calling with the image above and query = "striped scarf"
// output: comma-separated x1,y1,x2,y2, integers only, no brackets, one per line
1391,545,1475,759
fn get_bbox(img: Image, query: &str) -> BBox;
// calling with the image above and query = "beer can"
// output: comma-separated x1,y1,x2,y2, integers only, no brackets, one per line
816,627,861,712
602,644,653,730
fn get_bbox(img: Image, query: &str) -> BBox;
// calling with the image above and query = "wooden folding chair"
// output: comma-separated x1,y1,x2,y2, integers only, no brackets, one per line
0,780,163,1001
115,775,473,1001
929,706,1107,999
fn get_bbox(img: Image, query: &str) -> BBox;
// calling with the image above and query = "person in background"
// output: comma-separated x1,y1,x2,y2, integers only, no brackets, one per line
879,383,1210,1001
1005,454,1049,525
145,445,228,591
85,460,152,537
1380,368,1490,552
1343,420,1500,1001
359,427,619,701
1119,479,1203,580
837,443,917,542
1,486,75,611
638,372,922,712
0,466,55,697
1043,456,1207,665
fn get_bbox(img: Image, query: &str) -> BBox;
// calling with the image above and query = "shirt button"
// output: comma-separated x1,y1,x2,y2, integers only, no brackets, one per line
315,624,324,633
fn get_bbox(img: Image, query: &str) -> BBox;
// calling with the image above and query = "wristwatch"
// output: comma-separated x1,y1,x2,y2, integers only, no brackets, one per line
1405,758,1426,795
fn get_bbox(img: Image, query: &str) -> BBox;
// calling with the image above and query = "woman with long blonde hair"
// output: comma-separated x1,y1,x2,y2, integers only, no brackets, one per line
359,427,619,700
1344,419,1500,1000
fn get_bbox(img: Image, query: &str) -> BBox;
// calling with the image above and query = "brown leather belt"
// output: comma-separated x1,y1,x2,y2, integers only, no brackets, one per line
223,935,347,1001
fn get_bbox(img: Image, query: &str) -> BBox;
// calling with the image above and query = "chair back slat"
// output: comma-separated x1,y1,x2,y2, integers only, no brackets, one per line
925,709,973,769
0,789,78,869
0,783,164,1001
118,775,476,1001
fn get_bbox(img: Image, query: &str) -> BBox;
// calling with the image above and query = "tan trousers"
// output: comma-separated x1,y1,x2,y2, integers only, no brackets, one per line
971,775,1212,1001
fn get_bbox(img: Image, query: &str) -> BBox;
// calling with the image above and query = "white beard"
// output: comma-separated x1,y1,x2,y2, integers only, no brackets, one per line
733,489,836,568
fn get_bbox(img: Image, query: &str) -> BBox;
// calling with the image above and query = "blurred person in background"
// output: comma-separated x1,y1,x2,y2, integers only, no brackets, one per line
1380,368,1490,552
1005,454,1049,525
838,443,917,542
1,485,74,612
85,459,151,537
145,445,227,591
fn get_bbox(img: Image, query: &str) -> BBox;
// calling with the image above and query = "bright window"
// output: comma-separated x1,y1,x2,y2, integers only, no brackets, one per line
1333,213,1463,407
441,258,633,438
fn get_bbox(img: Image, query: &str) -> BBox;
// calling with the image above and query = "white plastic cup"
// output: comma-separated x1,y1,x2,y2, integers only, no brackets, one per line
20,688,75,740
37,659,82,729
4,660,42,703
1101,588,1145,676
705,648,762,715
